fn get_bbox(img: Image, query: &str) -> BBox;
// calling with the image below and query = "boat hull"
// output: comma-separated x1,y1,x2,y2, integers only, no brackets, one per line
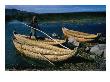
13,34,77,62
62,27,97,42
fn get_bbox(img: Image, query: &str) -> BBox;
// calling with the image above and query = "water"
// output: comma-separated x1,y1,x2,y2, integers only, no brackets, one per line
5,20,106,70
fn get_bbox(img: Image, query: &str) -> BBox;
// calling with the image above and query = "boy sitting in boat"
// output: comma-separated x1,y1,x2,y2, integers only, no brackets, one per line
29,16,40,39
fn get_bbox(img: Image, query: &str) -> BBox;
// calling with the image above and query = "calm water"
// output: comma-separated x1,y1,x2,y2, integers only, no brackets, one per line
5,20,106,70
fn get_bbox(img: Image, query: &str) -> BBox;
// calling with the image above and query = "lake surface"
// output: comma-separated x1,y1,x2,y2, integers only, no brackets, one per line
5,20,106,70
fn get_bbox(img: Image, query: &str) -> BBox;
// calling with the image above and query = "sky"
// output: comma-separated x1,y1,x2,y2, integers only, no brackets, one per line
5,5,106,13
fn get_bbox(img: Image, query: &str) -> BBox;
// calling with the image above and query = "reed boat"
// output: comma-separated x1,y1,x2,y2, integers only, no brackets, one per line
62,27,98,42
13,34,77,62
14,34,65,45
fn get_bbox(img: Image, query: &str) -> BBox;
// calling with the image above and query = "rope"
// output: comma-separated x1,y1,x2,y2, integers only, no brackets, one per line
22,22,70,50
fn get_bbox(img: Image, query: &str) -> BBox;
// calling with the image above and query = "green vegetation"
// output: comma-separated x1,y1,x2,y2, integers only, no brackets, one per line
5,9,106,24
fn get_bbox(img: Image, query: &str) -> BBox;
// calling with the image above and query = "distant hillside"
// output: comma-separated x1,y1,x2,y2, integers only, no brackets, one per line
5,9,106,23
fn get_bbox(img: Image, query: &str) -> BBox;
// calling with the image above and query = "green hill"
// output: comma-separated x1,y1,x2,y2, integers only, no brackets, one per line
5,9,106,24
